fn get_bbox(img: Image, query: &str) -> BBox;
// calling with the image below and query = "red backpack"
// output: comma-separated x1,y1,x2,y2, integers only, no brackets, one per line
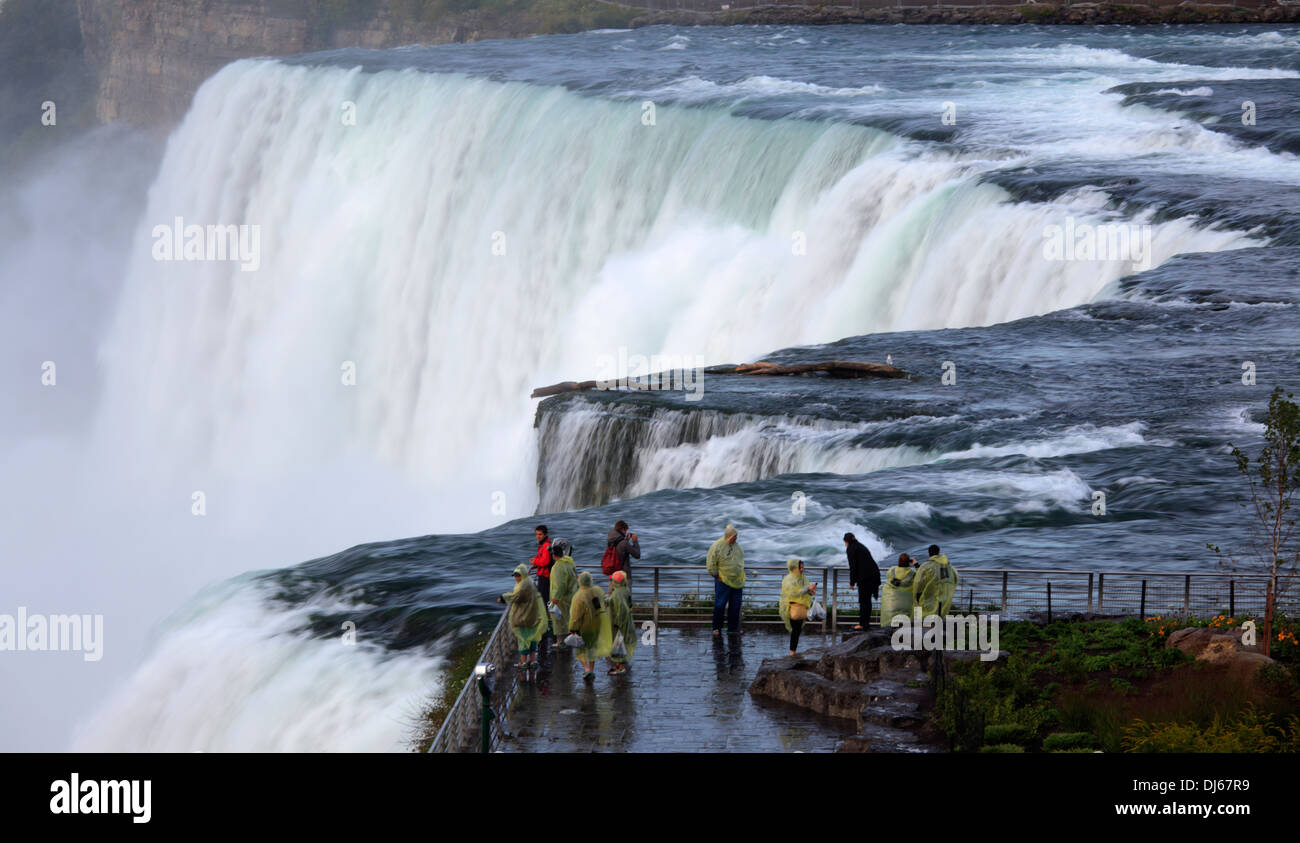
600,539,622,576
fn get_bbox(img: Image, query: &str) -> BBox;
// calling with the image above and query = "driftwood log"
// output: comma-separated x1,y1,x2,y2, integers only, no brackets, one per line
530,360,906,398
718,360,908,379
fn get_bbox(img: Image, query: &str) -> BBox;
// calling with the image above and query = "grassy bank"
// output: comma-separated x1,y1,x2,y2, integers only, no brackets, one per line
933,615,1300,753
410,631,490,753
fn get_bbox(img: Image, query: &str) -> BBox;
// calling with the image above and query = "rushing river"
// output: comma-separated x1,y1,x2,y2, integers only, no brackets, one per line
3,24,1298,750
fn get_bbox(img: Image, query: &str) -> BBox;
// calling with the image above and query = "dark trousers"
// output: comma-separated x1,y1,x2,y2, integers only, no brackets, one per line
789,619,804,652
537,576,552,636
857,589,873,628
712,578,743,633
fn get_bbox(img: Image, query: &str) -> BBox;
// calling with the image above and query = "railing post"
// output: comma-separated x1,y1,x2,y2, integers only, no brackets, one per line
653,567,660,630
1086,572,1094,614
1001,571,1008,613
1046,581,1052,624
1230,579,1235,618
1097,573,1105,613
831,568,838,632
822,568,829,634
1183,574,1191,620
1140,580,1147,619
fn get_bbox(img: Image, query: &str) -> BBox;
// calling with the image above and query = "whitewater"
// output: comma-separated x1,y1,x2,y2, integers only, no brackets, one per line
3,24,1299,751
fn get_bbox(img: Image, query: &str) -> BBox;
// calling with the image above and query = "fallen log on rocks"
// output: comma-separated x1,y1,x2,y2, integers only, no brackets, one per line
716,360,908,379
531,359,906,397
530,380,599,399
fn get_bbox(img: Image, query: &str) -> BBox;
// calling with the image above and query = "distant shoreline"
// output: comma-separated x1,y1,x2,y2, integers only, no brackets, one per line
626,4,1300,27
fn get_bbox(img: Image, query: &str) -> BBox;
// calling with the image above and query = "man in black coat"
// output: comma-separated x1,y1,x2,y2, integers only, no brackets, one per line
844,532,880,630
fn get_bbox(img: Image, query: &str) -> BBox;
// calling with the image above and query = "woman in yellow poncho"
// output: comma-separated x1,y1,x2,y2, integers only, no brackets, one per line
569,571,613,681
779,557,817,656
498,564,548,670
548,539,579,646
607,570,636,675
880,553,917,626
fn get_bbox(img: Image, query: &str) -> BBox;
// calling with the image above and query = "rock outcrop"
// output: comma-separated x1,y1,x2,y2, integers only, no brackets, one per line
750,628,1006,752
74,0,615,128
1166,626,1274,681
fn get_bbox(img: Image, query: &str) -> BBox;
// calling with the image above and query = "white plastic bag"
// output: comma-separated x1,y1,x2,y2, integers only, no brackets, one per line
548,602,562,619
610,632,627,659
808,599,827,622
564,633,584,649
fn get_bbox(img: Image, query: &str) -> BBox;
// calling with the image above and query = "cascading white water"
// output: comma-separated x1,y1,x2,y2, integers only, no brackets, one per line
97,58,1257,533
536,397,1155,512
70,50,1264,751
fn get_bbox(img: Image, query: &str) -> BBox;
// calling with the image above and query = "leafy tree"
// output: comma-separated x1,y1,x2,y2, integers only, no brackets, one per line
1216,386,1300,657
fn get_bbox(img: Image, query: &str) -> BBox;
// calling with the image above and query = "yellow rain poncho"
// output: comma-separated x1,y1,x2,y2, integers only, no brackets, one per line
549,555,579,638
608,577,636,664
880,564,916,625
779,558,814,632
502,564,548,653
913,554,959,618
706,526,745,589
569,572,613,660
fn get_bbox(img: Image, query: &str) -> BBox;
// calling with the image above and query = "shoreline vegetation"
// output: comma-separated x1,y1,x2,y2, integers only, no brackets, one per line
945,614,1299,753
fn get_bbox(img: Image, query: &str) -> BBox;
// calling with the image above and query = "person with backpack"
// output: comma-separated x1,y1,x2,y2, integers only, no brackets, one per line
568,571,613,682
602,520,640,590
844,532,881,630
913,544,959,618
530,525,554,639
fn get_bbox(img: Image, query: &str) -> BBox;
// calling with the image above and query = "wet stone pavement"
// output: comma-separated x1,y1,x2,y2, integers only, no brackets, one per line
498,627,857,752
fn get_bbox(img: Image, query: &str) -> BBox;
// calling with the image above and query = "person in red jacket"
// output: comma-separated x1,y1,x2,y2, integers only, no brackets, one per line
530,525,554,640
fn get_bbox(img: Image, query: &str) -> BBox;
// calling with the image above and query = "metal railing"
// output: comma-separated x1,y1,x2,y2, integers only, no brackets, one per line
427,608,519,753
618,564,1299,629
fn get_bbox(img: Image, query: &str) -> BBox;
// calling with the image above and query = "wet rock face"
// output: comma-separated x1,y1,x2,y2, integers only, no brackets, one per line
749,628,988,752
74,0,533,128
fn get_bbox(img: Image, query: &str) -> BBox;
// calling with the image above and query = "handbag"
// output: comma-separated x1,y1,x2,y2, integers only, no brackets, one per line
789,602,808,622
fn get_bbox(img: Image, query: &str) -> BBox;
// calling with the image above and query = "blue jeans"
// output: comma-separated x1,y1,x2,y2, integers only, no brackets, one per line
712,578,743,633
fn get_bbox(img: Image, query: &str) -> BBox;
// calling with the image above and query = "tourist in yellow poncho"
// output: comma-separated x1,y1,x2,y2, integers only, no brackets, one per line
779,557,817,656
706,524,745,635
913,544,959,618
880,553,917,626
548,539,579,645
499,564,548,669
607,570,636,674
569,571,613,681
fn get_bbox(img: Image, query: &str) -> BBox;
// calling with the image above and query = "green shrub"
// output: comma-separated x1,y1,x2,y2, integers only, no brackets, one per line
1043,731,1097,752
1123,708,1300,753
980,743,1024,753
984,723,1034,746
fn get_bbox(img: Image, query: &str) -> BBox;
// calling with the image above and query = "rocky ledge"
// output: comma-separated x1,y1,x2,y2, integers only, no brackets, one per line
749,628,1006,753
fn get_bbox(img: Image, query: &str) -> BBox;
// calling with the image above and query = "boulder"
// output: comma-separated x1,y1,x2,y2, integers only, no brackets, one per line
1166,626,1274,678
